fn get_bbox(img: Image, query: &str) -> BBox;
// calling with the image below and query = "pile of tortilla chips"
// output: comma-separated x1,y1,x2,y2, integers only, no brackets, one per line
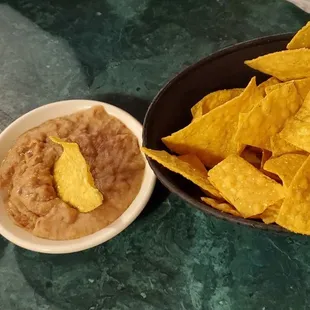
142,21,310,235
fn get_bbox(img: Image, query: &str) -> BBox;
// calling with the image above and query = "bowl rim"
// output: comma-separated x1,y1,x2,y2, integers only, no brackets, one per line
143,33,294,234
0,99,156,253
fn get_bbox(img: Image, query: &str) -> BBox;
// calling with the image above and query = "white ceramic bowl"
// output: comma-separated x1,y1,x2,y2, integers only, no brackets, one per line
0,100,156,254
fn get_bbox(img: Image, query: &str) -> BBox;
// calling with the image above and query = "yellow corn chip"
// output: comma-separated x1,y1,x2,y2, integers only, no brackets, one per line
270,135,305,157
208,155,285,218
235,82,302,151
276,156,310,235
191,88,243,119
245,49,310,81
50,136,103,213
261,150,272,169
279,92,310,152
264,153,307,188
178,154,207,171
162,77,263,167
257,77,280,96
260,200,282,224
266,77,310,101
287,22,310,50
201,197,241,217
141,148,222,199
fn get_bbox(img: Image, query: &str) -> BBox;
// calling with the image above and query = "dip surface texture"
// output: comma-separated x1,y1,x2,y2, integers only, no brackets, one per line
0,106,145,240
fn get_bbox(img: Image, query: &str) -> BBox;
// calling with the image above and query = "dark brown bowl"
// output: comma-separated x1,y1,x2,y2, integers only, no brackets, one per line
143,34,294,232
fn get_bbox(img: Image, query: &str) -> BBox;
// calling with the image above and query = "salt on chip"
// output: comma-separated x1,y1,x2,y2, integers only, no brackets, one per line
266,77,310,100
287,21,310,50
279,92,310,153
235,82,302,151
257,77,280,96
141,148,222,199
191,88,243,119
162,77,263,167
264,153,307,188
201,197,241,217
270,135,304,157
208,155,285,218
276,156,310,235
260,200,282,224
245,49,310,81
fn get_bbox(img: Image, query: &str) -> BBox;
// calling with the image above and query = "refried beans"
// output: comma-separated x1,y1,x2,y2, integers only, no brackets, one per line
0,106,145,240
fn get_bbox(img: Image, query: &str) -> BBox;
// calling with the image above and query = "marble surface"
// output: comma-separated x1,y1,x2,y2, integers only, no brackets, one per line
0,1,309,309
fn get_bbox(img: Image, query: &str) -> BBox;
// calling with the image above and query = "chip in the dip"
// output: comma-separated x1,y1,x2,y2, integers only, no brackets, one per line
208,155,285,218
276,156,310,234
0,106,145,240
279,92,310,152
191,88,243,119
245,49,310,81
162,77,263,167
287,21,310,50
235,82,302,150
50,137,103,213
141,148,222,199
263,153,307,188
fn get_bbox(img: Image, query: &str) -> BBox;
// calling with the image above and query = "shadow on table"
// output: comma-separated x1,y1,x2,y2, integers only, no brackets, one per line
0,237,9,260
139,180,170,218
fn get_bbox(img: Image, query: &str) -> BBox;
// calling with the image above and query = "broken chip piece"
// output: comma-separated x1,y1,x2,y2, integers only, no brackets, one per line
141,148,222,199
287,21,310,50
208,155,285,218
235,82,302,151
245,49,310,81
201,197,241,217
162,77,262,167
276,156,310,234
264,153,307,188
191,88,243,119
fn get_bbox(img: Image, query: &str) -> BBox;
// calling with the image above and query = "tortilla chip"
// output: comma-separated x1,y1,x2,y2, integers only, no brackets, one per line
257,77,280,96
264,153,307,188
191,88,243,119
245,49,310,81
287,22,310,50
235,82,302,151
260,200,282,224
49,137,103,213
141,148,222,199
201,197,241,217
261,150,272,169
270,135,305,157
276,156,310,234
208,155,285,218
266,77,310,100
162,77,263,167
279,92,310,153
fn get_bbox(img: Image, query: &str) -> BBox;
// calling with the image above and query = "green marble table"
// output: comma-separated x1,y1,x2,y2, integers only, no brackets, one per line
0,1,309,309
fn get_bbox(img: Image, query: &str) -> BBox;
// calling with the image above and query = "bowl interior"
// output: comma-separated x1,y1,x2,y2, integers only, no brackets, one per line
0,100,155,253
143,34,293,232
